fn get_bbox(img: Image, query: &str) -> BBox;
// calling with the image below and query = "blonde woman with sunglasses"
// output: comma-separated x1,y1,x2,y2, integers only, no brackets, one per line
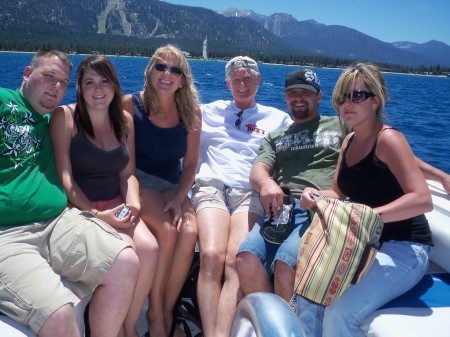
298,63,434,337
123,44,201,337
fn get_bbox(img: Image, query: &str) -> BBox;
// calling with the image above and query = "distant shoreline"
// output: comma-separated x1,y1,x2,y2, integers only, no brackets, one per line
1,50,448,78
0,50,150,59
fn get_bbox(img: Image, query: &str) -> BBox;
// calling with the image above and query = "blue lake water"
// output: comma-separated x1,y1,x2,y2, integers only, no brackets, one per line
1,51,449,173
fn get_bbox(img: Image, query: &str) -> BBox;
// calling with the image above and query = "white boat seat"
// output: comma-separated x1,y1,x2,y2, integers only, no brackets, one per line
360,180,450,336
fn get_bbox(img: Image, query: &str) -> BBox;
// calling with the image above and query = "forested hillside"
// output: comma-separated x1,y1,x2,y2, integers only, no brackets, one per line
0,0,300,59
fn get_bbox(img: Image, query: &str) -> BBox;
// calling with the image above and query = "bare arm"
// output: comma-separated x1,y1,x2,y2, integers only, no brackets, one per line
165,105,202,229
374,129,433,222
415,156,450,194
50,105,97,213
122,92,139,117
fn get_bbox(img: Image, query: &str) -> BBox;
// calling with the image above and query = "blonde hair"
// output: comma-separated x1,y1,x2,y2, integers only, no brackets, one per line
332,63,388,121
142,44,200,131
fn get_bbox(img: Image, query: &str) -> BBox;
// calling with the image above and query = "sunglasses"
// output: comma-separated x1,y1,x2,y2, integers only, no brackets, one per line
338,90,374,105
154,63,183,76
235,110,244,129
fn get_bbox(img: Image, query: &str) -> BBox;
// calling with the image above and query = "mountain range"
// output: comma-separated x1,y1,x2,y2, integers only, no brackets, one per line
1,0,449,68
218,8,450,68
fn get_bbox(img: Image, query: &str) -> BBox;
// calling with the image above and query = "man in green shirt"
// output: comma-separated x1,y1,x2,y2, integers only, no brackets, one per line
236,68,344,305
0,50,138,337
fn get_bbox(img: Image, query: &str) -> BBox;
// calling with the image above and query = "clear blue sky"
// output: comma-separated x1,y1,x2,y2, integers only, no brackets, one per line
162,0,450,45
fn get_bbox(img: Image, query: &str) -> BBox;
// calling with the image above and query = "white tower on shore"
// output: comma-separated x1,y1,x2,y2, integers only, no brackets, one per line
203,36,208,60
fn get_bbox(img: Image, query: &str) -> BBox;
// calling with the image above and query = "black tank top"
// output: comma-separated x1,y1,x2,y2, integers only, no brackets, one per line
70,112,129,201
337,128,432,245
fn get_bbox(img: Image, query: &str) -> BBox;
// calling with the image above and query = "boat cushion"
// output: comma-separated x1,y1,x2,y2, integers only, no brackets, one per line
360,273,450,337
360,181,450,337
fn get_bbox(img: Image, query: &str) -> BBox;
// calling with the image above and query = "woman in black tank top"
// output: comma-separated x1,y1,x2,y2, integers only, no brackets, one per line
297,63,433,337
50,55,158,337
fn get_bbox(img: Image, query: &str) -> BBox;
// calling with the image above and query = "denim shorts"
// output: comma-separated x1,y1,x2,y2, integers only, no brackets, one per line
0,207,127,333
237,199,311,277
136,169,179,193
191,178,264,216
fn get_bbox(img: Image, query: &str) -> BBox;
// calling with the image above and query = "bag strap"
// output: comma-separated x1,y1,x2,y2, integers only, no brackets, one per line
310,194,331,239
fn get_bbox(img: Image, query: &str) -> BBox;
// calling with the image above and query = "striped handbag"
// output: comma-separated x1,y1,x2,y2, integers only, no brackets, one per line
294,195,384,306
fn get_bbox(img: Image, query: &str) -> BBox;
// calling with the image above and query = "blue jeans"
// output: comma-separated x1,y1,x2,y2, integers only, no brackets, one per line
237,199,310,277
296,241,432,337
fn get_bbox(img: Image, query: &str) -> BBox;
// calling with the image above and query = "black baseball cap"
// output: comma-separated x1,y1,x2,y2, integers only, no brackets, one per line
285,68,321,93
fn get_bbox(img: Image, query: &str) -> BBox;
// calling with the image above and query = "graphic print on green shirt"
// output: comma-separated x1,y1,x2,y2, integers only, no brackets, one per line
256,116,345,197
0,88,67,226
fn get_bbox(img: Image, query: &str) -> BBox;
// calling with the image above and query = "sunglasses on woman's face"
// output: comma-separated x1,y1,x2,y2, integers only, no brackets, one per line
154,63,183,76
338,90,374,105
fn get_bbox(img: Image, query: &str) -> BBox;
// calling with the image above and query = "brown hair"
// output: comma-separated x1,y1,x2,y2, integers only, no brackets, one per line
30,49,73,72
75,55,126,141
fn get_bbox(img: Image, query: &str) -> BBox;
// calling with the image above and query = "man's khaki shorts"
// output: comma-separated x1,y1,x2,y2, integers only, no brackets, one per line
0,207,128,333
191,178,264,216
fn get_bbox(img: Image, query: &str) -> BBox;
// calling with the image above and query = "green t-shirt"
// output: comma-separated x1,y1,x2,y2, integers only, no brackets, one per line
0,88,67,226
255,115,346,197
